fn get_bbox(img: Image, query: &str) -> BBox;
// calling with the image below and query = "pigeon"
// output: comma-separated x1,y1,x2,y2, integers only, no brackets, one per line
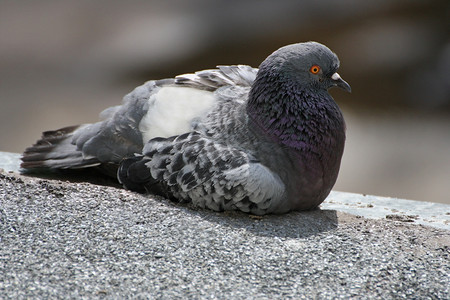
21,41,351,215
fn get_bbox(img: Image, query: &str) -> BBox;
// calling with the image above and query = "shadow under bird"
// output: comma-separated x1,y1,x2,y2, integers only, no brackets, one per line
21,41,351,215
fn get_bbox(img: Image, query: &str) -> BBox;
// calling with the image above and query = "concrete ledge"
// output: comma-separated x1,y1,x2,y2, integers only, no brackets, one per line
0,153,449,298
324,192,450,230
0,151,21,173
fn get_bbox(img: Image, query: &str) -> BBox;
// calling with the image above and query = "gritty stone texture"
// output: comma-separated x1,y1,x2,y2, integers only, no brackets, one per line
0,171,449,299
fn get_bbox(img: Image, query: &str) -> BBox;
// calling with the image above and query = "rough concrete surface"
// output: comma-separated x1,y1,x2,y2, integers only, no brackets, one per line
1,170,449,299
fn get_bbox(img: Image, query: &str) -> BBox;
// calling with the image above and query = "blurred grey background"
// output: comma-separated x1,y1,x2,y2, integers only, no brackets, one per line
1,1,449,204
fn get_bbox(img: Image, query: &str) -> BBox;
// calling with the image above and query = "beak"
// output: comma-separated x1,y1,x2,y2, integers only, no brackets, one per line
331,72,351,93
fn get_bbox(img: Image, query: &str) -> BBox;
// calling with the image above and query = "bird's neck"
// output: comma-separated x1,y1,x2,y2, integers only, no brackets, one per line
247,72,345,154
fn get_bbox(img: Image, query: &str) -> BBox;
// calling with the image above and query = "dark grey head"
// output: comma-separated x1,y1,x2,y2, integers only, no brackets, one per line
259,41,351,93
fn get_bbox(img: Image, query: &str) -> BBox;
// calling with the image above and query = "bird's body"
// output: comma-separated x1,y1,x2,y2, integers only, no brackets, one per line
22,42,350,215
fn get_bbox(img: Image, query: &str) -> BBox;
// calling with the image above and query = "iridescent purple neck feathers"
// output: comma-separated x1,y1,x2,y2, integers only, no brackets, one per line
247,70,345,153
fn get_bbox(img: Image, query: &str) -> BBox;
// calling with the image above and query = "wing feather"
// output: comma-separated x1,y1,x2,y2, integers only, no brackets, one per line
118,132,285,215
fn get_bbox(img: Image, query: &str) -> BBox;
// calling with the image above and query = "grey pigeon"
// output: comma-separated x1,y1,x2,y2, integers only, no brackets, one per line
21,41,351,215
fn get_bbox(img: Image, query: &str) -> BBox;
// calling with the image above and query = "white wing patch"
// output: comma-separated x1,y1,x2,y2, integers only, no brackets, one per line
139,86,216,143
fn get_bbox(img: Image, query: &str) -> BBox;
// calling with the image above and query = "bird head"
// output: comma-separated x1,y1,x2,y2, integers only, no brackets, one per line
259,41,351,93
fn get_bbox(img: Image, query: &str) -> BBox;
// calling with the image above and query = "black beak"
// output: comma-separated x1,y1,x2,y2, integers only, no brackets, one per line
331,72,351,93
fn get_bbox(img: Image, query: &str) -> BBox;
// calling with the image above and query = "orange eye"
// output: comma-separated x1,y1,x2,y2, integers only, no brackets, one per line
310,65,320,74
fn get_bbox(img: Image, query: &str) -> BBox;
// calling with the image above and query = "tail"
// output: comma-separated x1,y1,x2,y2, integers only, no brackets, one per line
21,125,100,171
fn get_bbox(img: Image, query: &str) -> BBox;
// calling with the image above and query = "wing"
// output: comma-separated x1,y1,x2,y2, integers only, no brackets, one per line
118,132,286,215
175,65,257,90
21,66,259,176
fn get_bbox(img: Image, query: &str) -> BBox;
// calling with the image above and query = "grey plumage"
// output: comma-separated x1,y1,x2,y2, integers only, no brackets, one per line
22,42,350,215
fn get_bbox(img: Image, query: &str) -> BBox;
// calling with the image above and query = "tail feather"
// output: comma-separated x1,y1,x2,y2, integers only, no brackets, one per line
118,156,174,199
21,125,100,170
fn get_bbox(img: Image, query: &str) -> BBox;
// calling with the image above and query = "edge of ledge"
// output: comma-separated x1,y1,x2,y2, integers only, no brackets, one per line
324,191,450,230
1,151,448,230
